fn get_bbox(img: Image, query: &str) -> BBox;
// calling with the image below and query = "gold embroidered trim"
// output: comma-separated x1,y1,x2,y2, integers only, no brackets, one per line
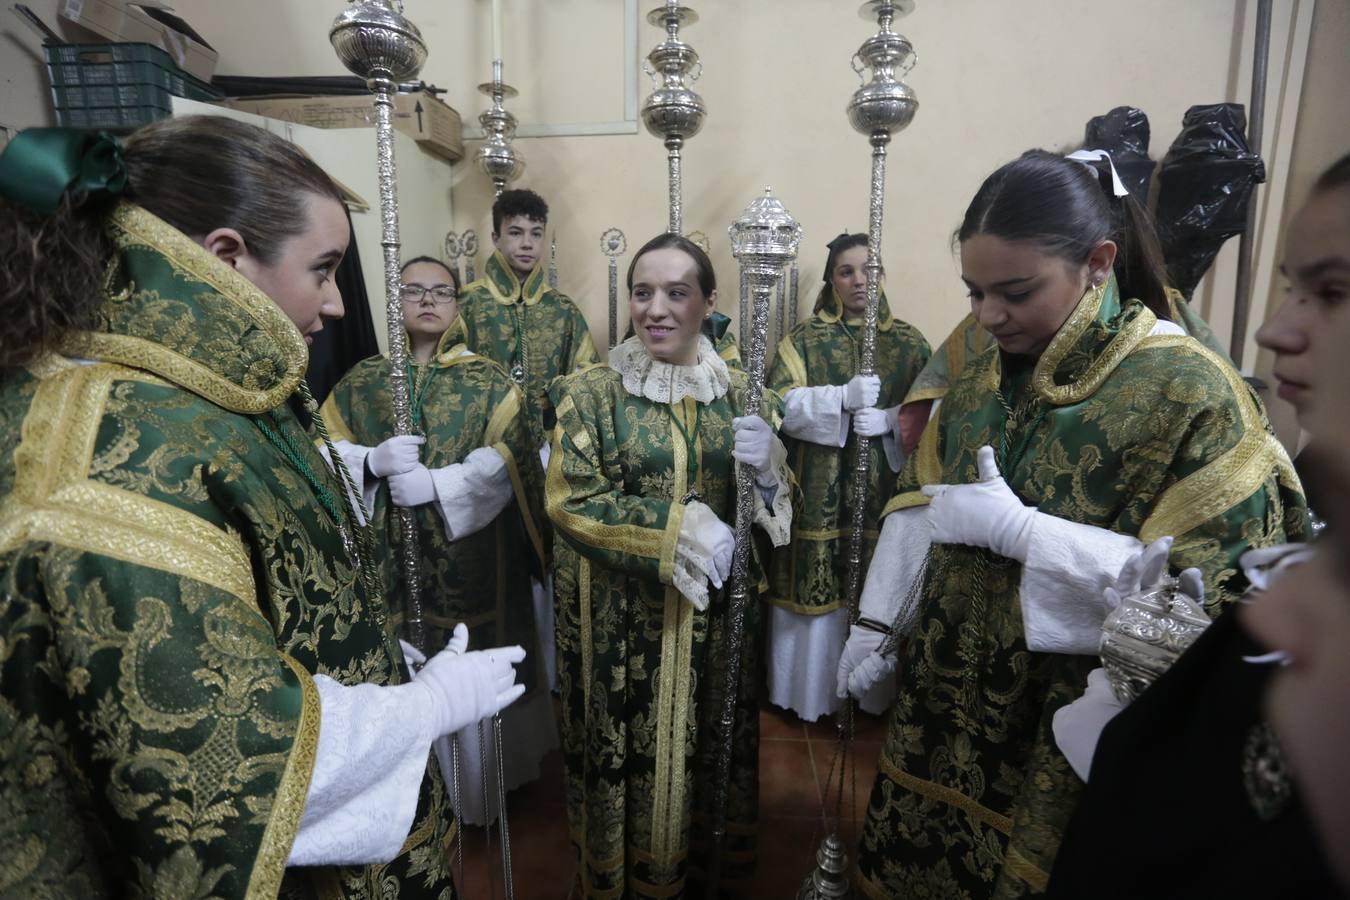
68,204,306,414
2,367,257,606
776,339,809,391
794,526,880,542
879,756,1013,835
484,250,548,306
900,385,946,403
486,387,523,445
1138,335,1302,542
575,330,601,372
25,352,78,379
881,490,929,517
1004,843,1050,892
1031,284,1158,405
246,654,320,899
816,285,895,331
317,393,357,445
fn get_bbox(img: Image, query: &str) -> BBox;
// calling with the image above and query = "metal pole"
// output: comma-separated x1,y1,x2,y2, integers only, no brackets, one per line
668,135,683,234
1229,0,1272,370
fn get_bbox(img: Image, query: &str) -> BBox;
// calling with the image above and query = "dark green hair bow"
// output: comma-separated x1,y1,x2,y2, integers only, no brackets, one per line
0,127,127,216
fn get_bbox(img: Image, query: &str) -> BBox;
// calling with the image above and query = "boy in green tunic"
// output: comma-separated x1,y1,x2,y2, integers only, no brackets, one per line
448,189,600,459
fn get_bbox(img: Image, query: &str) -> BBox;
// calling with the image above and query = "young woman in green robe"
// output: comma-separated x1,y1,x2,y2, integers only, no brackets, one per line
319,255,555,823
0,117,526,898
836,150,1306,899
546,234,793,898
765,233,931,721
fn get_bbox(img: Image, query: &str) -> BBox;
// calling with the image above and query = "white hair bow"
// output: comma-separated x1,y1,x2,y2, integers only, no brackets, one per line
1065,148,1130,199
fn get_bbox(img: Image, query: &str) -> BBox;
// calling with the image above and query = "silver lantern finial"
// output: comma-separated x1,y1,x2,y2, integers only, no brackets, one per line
641,0,706,234
477,60,525,198
706,188,800,898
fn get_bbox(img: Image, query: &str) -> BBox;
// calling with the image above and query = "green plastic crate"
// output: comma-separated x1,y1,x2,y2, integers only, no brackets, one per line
44,42,220,131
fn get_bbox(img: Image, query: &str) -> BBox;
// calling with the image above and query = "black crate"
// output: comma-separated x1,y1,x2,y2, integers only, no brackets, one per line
45,42,220,131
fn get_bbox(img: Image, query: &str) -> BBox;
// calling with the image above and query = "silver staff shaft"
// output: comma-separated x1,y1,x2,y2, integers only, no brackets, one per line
789,263,800,329
331,0,429,650
843,134,889,621
608,258,620,348
668,135,683,234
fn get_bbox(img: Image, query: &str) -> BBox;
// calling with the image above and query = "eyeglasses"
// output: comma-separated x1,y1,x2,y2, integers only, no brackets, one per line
399,284,457,304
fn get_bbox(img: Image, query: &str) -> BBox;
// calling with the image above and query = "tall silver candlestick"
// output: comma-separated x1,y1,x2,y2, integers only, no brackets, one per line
802,4,918,896
843,0,918,628
641,0,705,234
477,59,525,198
330,0,428,650
601,227,627,348
708,189,801,897
462,229,479,283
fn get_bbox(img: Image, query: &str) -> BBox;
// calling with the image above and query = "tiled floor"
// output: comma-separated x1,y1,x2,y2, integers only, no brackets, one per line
453,703,888,899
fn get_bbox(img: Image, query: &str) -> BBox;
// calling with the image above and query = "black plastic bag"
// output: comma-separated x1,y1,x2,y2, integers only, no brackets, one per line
1154,103,1266,299
1083,106,1156,204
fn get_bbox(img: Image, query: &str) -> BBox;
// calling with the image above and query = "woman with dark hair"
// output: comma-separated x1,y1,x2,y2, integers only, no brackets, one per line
546,233,792,897
764,232,930,721
319,254,555,822
0,118,525,898
1044,151,1350,899
836,149,1305,898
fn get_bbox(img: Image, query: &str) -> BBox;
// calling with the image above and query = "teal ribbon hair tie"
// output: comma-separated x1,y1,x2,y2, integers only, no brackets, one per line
0,127,127,216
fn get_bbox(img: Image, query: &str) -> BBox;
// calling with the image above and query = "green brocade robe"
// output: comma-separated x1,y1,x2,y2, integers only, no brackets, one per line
545,357,787,898
448,250,600,449
0,204,456,899
856,280,1305,899
767,287,931,614
318,342,549,683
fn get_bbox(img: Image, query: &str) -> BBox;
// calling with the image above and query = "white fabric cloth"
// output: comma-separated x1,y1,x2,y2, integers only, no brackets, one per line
768,606,894,720
782,385,850,447
425,446,513,540
288,675,433,866
432,688,560,826
608,334,730,405
325,439,378,525
1019,514,1145,654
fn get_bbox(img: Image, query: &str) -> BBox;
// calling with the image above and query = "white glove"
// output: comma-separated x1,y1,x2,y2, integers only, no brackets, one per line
1052,667,1127,781
732,415,785,485
1105,536,1206,613
411,628,527,738
398,624,470,674
367,434,425,478
852,406,891,438
837,627,895,699
844,374,881,412
388,464,437,507
673,500,736,611
921,445,1035,561
836,506,932,698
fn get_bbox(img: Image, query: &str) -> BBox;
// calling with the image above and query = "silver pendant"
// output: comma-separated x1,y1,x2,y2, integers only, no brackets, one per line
510,364,526,384
338,523,357,564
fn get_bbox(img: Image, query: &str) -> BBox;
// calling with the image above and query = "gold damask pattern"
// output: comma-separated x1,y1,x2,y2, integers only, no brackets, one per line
766,289,930,614
0,204,456,898
855,280,1306,899
547,365,780,898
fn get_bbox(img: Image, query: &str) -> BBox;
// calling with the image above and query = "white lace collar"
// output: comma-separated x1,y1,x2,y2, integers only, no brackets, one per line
609,334,730,405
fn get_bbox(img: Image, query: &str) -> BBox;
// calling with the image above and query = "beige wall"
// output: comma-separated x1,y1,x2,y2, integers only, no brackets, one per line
4,0,1346,414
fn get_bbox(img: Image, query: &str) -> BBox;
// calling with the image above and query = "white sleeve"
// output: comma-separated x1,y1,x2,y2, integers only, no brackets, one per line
287,675,434,866
858,504,932,632
781,385,849,447
325,440,378,525
1019,514,1145,655
879,404,904,473
426,447,513,541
